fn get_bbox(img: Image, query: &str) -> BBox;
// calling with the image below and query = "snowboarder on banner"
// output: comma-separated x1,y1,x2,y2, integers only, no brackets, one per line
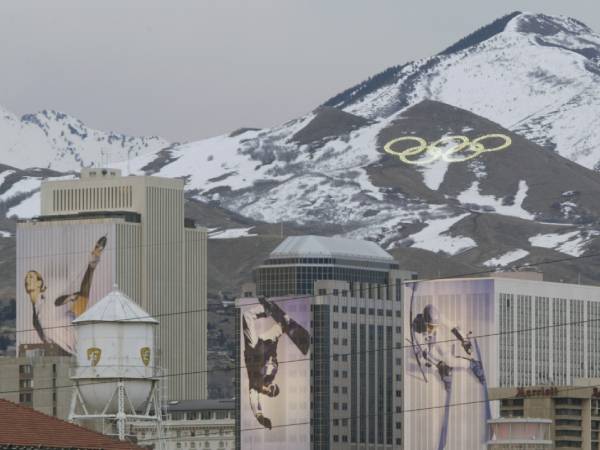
242,296,310,430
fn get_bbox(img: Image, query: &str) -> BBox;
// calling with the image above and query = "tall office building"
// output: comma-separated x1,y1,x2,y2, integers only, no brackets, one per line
235,235,416,450
401,272,600,450
15,168,207,402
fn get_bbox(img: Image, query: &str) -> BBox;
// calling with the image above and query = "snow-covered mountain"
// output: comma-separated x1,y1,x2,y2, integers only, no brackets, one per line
325,11,600,169
0,106,170,171
2,11,600,276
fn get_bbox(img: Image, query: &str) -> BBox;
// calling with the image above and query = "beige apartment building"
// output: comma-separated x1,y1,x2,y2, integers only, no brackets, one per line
0,353,72,418
14,168,207,405
491,381,600,449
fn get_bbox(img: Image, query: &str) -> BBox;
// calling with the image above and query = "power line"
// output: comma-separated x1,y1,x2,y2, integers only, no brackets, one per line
3,303,600,395
133,380,600,445
11,247,600,338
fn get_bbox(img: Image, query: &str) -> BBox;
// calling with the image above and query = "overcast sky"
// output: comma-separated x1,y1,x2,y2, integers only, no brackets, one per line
0,1,598,142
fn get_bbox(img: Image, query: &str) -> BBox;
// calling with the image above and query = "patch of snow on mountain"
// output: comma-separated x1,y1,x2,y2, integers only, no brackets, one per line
408,214,475,255
457,180,534,220
0,177,41,201
483,249,529,267
556,233,595,256
529,231,580,249
209,227,257,239
419,156,450,191
0,231,11,238
7,191,40,219
0,170,15,189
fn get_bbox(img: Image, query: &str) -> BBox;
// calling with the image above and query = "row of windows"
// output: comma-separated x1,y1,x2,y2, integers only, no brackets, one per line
332,305,401,317
52,185,133,212
169,411,233,421
499,294,600,386
263,257,399,271
256,266,391,297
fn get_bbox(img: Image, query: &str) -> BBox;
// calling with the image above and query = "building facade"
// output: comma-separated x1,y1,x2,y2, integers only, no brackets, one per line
402,273,600,450
236,235,416,450
486,418,553,449
131,399,235,450
15,168,207,403
0,352,72,419
490,383,600,449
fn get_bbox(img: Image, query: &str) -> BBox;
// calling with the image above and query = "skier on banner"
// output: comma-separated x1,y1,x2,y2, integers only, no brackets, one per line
242,297,310,430
410,304,490,449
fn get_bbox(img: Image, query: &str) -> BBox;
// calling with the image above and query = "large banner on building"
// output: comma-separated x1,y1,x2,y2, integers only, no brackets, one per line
403,279,497,450
17,222,115,355
239,296,310,450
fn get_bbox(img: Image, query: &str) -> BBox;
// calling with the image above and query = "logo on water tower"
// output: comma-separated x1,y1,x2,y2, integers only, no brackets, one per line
140,347,151,367
87,347,102,367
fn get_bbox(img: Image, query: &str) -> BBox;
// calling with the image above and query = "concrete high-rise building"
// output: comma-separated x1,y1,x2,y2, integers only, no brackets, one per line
235,235,416,450
15,168,207,403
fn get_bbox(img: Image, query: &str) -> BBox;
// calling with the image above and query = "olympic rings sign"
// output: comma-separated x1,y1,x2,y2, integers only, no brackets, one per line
383,134,512,165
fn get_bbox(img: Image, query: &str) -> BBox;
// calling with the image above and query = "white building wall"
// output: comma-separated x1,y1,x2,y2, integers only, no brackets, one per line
494,278,600,387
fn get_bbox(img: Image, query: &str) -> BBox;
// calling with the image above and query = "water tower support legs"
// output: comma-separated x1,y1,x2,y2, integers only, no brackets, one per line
117,380,126,441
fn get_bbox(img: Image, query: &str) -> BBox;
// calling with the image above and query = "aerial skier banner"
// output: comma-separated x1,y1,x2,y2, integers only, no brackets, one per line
403,278,497,450
17,222,115,355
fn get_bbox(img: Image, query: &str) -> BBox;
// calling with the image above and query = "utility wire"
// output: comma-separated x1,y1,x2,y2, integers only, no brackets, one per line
3,304,600,395
11,246,600,337
133,380,600,444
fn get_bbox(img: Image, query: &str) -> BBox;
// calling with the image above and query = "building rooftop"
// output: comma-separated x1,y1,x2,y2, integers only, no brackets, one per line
0,399,142,449
269,235,394,263
73,288,158,324
165,399,235,412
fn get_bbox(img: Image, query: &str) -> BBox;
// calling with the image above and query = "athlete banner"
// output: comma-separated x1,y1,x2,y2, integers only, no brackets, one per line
239,296,311,450
16,222,115,355
403,279,497,450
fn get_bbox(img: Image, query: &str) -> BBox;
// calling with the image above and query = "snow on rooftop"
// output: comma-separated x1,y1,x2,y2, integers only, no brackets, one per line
270,235,393,263
73,288,158,324
209,227,257,239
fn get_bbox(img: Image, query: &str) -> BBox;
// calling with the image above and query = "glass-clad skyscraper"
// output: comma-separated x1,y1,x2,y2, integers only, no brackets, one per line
254,235,404,298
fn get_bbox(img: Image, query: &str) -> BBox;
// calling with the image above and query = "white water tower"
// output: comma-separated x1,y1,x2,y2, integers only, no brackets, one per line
68,287,164,447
